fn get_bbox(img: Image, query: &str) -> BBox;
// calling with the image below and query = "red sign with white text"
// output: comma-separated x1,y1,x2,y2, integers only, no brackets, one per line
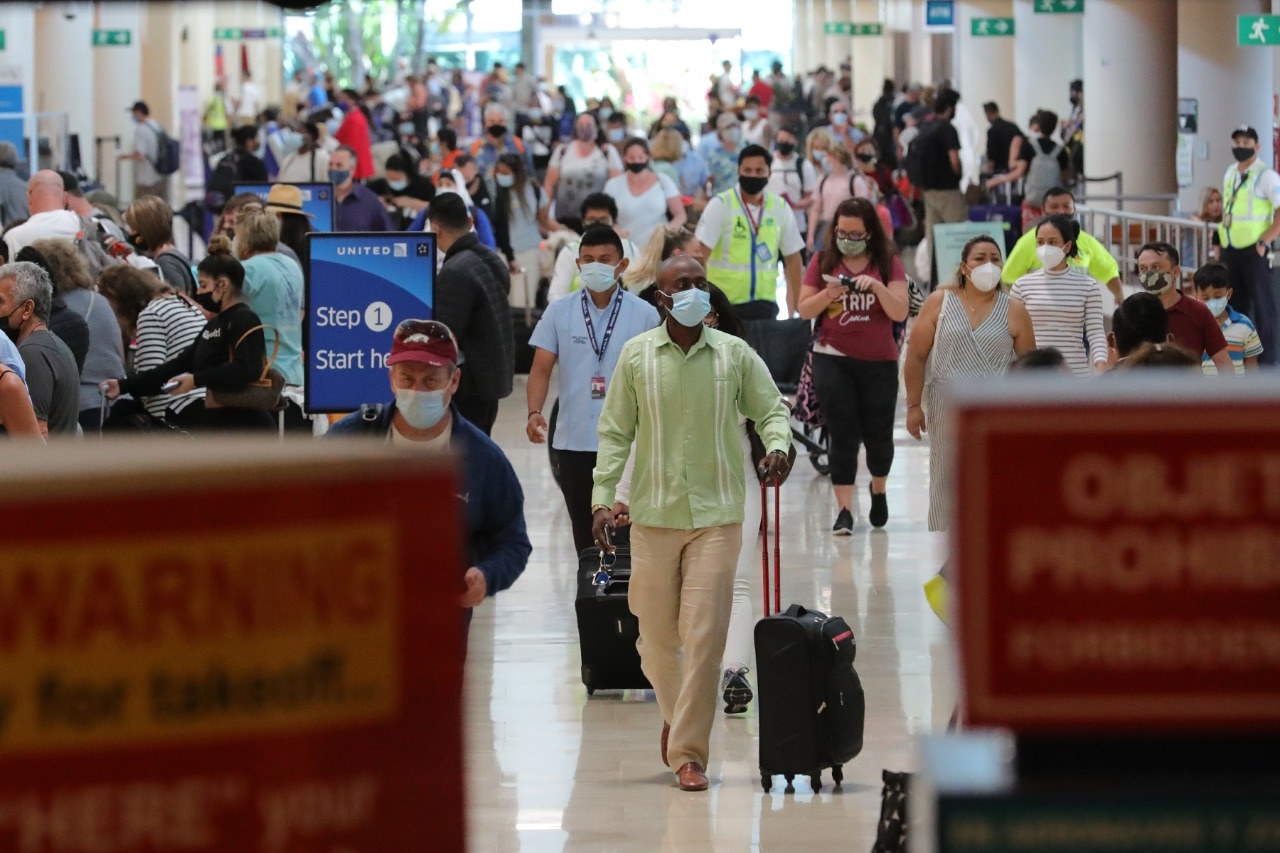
954,387,1280,733
0,445,464,852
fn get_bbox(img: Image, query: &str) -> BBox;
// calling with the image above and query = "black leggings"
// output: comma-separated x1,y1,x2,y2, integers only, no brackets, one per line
810,354,898,486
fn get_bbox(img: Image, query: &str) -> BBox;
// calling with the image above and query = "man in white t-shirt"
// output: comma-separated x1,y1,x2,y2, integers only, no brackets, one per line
119,101,166,202
694,144,805,320
765,125,817,242
2,171,82,260
235,71,264,126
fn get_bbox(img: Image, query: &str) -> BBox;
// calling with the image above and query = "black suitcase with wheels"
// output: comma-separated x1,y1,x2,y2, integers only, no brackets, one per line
574,548,651,695
754,484,865,793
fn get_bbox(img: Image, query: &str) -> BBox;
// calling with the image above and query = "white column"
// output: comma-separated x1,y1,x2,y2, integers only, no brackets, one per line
34,1,95,171
1084,0,1177,213
956,0,1014,139
92,1,143,199
910,0,934,85
1013,0,1081,131
804,0,820,72
1178,0,1273,211
794,0,810,73
850,0,886,125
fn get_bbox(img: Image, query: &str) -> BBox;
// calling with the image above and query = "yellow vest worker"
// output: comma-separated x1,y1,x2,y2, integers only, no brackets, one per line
203,91,229,132
1218,126,1280,367
694,145,806,321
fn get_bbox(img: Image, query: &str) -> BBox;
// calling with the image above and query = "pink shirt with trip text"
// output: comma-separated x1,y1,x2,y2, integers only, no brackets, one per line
803,254,905,362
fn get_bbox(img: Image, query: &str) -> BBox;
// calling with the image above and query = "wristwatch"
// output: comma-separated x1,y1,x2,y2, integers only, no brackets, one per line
591,504,612,514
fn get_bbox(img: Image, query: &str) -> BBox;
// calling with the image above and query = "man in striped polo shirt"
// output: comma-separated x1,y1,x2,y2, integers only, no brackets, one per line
590,255,792,792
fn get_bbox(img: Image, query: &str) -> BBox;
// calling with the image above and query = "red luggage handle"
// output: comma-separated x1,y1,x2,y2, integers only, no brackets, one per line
761,482,781,616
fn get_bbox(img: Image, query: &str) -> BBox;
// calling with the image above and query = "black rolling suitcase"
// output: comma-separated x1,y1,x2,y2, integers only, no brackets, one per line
574,547,651,695
754,483,866,793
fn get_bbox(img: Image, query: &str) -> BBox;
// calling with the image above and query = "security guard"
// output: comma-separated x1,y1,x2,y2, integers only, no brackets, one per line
695,144,804,321
1220,125,1280,365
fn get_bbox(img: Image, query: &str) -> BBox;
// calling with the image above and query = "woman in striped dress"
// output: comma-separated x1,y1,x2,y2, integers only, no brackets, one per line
904,235,1037,531
1010,215,1108,377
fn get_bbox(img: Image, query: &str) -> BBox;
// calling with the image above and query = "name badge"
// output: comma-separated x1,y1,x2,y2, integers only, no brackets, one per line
755,243,773,263
591,375,607,399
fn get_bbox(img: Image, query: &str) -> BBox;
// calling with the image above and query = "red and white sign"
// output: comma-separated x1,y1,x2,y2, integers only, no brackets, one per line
953,379,1280,733
0,442,465,852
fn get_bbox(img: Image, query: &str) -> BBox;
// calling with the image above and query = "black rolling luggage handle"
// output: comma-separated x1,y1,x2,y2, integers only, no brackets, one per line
761,482,781,616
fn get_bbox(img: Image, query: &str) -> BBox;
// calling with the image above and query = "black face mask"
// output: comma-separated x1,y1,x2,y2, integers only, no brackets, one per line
739,175,768,196
856,152,876,164
776,142,796,156
625,161,648,174
487,124,507,137
193,288,221,314
1233,146,1256,163
2,303,26,343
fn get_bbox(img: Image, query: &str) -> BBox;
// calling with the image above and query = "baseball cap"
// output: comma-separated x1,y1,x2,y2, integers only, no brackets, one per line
386,319,459,367
56,170,83,196
1232,126,1260,142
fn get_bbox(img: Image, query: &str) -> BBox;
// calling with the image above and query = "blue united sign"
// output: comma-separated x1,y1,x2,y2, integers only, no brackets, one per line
306,232,436,412
926,0,955,26
234,182,337,233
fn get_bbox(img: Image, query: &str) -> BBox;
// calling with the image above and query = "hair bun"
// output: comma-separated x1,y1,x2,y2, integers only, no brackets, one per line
206,234,234,256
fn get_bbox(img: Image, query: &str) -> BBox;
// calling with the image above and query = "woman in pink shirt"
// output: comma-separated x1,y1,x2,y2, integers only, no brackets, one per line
798,197,909,534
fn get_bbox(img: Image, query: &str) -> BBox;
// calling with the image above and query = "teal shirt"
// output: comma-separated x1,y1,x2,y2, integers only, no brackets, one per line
241,253,304,386
592,323,792,529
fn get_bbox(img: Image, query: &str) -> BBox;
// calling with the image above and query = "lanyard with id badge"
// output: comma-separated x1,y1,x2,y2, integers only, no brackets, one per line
581,289,624,400
738,188,772,265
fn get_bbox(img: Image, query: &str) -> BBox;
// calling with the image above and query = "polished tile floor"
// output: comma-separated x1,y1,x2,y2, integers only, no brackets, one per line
465,377,953,852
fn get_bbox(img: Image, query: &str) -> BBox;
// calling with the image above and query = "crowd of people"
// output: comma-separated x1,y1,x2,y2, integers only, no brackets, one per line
3,52,1276,794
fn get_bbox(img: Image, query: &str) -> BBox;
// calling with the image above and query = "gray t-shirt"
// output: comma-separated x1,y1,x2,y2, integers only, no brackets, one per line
62,290,126,412
155,249,197,296
133,120,161,186
19,328,80,436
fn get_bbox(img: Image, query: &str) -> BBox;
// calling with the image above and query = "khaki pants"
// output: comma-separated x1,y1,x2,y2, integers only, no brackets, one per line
923,188,968,285
629,523,743,770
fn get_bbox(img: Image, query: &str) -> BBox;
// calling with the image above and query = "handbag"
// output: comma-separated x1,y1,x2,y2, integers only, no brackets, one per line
206,324,286,410
792,317,825,429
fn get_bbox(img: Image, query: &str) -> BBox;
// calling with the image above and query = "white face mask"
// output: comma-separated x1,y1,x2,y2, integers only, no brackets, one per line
967,261,1002,292
1036,244,1066,269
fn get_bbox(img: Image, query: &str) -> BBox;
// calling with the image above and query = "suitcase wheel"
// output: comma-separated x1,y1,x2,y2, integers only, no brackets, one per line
761,774,772,793
831,765,844,787
784,774,795,793
587,687,595,696
810,774,822,794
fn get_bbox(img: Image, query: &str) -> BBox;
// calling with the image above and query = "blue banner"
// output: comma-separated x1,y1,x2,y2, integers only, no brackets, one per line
234,182,336,233
306,232,436,413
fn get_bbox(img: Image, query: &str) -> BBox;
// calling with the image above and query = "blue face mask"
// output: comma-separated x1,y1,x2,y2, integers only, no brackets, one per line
495,173,516,188
607,128,625,143
663,287,712,327
1204,296,1230,317
388,179,408,192
328,169,352,187
278,129,304,153
578,261,618,292
395,387,448,430
398,121,416,136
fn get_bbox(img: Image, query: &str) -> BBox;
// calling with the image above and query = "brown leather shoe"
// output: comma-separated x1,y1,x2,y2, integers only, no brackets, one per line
661,722,670,767
676,762,709,791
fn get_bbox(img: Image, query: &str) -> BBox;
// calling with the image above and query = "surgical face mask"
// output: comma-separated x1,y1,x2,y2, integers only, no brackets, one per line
495,173,516,188
1139,270,1174,294
395,387,449,430
598,107,614,121
1204,295,1230,316
812,150,828,167
279,129,304,153
1233,146,1255,163
328,168,352,187
528,108,543,121
836,238,867,256
721,126,740,144
831,112,849,127
398,122,416,136
1036,244,1066,269
388,179,408,192
578,261,618,292
662,287,712,327
325,117,341,136
968,262,1002,292
744,108,759,121
608,128,625,143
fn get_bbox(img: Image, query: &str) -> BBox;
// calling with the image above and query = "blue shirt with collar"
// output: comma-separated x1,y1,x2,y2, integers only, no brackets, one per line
0,332,26,382
529,286,660,452
335,183,395,232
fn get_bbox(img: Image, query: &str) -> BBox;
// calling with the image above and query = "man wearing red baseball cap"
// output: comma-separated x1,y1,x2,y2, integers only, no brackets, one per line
328,319,531,637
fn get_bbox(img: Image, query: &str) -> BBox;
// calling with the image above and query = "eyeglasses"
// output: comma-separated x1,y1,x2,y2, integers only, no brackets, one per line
835,230,869,241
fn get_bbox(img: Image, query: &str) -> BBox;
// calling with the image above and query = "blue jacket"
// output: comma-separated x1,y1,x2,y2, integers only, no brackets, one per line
327,404,531,601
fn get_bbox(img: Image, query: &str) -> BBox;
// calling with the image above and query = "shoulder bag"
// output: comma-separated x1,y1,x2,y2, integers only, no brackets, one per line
206,324,286,410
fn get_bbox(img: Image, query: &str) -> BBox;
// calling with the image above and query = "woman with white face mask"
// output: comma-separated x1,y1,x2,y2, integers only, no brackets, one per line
797,198,909,534
1010,214,1108,378
903,235,1036,532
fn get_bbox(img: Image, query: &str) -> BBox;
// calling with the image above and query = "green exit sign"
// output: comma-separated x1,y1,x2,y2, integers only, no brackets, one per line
1239,15,1280,46
0,30,6,51
215,26,283,40
1035,0,1082,12
971,17,1014,36
823,22,883,35
92,29,131,47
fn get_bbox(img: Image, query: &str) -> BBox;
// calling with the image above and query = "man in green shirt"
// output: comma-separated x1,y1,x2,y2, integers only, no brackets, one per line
1002,187,1124,303
591,255,792,792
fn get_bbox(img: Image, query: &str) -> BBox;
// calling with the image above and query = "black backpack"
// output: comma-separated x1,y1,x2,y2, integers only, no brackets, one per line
151,122,181,176
205,151,240,213
901,120,939,189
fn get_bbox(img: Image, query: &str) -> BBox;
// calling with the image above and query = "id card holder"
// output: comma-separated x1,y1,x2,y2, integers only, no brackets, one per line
591,375,607,399
755,242,773,263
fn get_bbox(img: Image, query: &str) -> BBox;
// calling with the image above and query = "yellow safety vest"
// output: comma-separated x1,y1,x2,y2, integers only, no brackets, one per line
1220,162,1275,249
705,189,786,304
